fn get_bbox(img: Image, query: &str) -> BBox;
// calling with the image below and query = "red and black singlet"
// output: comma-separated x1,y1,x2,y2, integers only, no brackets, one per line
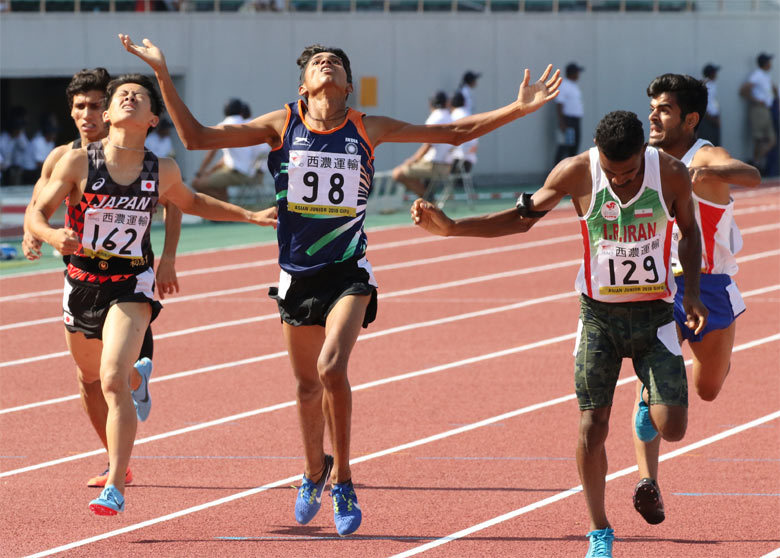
66,141,159,283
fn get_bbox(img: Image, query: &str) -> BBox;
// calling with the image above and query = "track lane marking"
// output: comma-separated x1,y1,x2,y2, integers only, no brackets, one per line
21,333,780,557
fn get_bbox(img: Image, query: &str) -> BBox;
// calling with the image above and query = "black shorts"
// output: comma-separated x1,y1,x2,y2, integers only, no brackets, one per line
269,257,378,328
62,267,162,340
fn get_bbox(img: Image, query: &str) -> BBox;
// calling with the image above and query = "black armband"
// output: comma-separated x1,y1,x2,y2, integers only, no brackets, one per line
515,192,549,218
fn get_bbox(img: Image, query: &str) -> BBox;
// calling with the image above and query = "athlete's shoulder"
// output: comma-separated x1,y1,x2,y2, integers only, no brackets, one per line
658,149,688,175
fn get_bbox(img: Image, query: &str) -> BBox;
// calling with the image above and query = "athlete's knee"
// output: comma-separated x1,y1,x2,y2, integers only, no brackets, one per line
77,366,101,386
296,374,322,401
317,351,348,390
578,409,610,450
694,363,730,402
657,410,687,442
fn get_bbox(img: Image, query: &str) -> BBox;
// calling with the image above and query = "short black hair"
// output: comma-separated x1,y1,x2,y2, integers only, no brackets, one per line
430,91,447,109
647,73,707,132
297,44,353,86
66,67,111,110
450,91,466,109
224,98,244,117
594,111,645,161
106,74,164,117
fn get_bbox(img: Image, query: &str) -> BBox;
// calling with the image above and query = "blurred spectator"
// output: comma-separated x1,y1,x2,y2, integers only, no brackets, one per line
240,0,282,10
699,63,721,146
193,98,266,201
458,70,480,114
1,111,36,185
553,62,584,165
391,91,453,199
30,114,58,171
449,91,477,173
145,117,175,158
740,52,778,173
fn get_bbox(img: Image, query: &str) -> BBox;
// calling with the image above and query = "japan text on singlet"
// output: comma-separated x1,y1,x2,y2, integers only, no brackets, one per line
670,138,739,276
574,146,676,303
65,141,158,282
267,100,375,277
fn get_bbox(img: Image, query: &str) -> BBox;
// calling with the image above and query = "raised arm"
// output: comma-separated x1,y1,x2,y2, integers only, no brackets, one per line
158,158,277,226
410,156,576,238
690,145,761,188
665,159,708,334
29,149,84,255
118,35,285,150
367,66,561,147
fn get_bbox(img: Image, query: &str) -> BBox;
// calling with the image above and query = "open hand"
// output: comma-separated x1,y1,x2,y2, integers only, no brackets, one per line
410,199,453,236
516,65,562,115
251,205,278,228
118,34,167,72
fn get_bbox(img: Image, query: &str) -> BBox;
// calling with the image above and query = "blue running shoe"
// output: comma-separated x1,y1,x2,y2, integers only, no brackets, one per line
585,527,614,558
634,385,658,442
331,480,362,536
131,358,153,422
89,484,125,515
294,454,334,525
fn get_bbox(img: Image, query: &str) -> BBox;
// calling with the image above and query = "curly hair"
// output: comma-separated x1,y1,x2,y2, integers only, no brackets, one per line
594,111,645,161
647,73,707,132
66,67,111,110
296,44,353,86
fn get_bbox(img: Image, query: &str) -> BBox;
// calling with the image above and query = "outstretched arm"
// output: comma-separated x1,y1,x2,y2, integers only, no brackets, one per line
158,158,277,226
690,146,761,188
666,161,708,334
410,161,571,238
367,66,561,147
119,34,284,150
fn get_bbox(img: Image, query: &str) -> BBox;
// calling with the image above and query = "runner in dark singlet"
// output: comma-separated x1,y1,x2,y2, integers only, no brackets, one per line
30,73,276,515
121,33,561,536
21,68,182,488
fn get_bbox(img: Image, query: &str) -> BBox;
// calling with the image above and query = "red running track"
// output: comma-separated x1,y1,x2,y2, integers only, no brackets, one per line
1,188,779,557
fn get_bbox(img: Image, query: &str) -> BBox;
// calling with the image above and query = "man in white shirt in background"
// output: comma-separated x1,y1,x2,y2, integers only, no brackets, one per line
699,63,721,146
391,91,453,199
449,91,478,173
145,117,175,158
740,52,778,173
553,62,585,166
193,98,265,202
31,117,58,173
458,70,480,114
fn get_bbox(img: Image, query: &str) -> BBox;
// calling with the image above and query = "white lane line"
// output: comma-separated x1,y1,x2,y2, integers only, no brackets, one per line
0,291,576,413
389,409,780,558
761,548,780,557
22,336,780,557
4,211,776,300
3,274,778,411
4,330,779,483
2,332,579,480
0,258,582,368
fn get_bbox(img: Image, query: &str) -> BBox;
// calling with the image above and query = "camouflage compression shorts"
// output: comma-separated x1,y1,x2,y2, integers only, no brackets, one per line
573,295,688,411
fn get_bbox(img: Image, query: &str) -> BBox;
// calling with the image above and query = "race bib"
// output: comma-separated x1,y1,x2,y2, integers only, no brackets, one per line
287,150,360,217
82,207,149,259
596,237,667,296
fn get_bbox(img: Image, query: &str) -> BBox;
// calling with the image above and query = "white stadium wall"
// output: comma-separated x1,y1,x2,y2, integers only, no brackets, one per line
2,12,778,181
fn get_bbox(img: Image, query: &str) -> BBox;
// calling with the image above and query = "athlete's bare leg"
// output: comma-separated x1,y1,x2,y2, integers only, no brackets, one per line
577,406,612,531
689,322,735,401
99,301,151,493
66,331,108,449
283,323,328,481
321,294,369,483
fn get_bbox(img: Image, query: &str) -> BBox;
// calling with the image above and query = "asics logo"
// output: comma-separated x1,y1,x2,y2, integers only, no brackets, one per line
91,178,106,191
